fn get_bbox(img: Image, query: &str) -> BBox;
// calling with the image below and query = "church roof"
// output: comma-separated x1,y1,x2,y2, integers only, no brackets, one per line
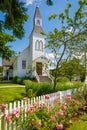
2,56,17,66
32,7,44,34
34,7,41,18
33,26,44,34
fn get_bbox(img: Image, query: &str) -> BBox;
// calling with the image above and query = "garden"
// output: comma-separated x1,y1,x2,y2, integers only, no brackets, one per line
0,84,87,130
0,77,87,130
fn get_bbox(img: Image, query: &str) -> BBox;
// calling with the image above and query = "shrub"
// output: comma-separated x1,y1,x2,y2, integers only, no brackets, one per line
0,75,3,81
12,76,25,84
25,81,53,97
25,81,38,97
16,77,24,84
12,76,18,83
57,77,69,83
56,81,83,91
36,82,53,96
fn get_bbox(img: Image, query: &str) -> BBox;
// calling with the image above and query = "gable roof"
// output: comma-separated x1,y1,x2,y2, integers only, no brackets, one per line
2,56,17,66
33,26,44,34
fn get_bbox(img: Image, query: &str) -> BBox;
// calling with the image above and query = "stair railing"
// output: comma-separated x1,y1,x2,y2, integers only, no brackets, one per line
35,71,40,82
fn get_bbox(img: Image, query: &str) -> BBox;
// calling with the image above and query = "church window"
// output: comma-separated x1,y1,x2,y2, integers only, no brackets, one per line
35,40,39,50
40,40,43,51
22,60,26,69
37,19,40,25
35,40,43,51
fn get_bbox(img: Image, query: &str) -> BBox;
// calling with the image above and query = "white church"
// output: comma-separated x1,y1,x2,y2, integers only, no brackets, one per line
3,7,51,82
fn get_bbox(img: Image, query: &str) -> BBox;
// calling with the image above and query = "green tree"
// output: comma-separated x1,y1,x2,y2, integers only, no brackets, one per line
46,0,87,91
58,58,85,81
0,0,28,59
0,0,53,59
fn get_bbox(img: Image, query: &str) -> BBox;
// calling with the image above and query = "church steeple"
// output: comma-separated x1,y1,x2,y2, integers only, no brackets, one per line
32,7,44,34
34,6,41,19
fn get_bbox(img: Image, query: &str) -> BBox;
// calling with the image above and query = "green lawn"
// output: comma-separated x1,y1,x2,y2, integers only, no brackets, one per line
0,82,24,86
0,87,26,104
67,114,87,130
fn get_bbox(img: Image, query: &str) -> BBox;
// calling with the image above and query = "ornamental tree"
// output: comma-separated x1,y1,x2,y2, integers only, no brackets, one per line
0,0,28,59
46,0,87,91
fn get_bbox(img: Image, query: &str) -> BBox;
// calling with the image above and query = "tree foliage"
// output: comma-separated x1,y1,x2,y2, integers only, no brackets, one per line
46,0,53,5
0,0,28,59
58,58,85,81
47,0,87,91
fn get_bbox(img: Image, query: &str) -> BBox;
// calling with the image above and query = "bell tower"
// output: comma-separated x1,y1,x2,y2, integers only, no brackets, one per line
29,6,45,61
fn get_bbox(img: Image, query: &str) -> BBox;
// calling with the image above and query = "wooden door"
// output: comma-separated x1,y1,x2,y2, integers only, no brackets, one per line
36,62,42,75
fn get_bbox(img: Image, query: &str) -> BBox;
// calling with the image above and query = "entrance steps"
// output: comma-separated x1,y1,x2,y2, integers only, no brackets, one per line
39,76,52,83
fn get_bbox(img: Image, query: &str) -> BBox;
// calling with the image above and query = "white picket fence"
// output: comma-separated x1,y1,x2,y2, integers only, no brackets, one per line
0,87,84,130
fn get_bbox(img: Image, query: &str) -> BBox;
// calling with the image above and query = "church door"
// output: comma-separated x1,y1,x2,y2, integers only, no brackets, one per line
36,62,42,75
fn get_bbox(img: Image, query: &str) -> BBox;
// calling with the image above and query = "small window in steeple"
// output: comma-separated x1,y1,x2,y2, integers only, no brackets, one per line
37,19,40,25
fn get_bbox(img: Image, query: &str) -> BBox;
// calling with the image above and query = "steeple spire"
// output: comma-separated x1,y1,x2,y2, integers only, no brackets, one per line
32,7,44,34
34,6,41,18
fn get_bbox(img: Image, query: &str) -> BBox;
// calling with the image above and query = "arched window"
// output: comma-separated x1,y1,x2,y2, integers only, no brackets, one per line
40,40,43,51
35,40,43,51
35,40,39,50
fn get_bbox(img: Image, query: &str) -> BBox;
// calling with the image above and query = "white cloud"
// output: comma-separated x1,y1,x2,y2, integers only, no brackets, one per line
46,53,54,58
26,0,34,5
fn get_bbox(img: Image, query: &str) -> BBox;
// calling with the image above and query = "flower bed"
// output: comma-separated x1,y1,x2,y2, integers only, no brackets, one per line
0,87,87,130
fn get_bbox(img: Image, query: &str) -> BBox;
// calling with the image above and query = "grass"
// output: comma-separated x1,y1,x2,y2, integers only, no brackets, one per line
68,114,87,130
0,82,24,87
0,87,26,104
0,82,15,86
0,81,84,104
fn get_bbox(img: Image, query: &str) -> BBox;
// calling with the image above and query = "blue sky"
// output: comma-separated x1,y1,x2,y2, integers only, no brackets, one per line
0,0,79,65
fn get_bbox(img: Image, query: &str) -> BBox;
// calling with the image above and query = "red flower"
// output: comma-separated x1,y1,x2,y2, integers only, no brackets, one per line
45,95,50,99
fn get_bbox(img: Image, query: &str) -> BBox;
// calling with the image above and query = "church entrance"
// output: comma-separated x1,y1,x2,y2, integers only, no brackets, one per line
36,62,42,75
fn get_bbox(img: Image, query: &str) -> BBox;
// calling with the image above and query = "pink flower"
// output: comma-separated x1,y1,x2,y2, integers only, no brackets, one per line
0,104,6,109
4,110,8,117
45,95,50,99
38,120,42,127
57,122,63,130
5,114,12,122
38,105,42,109
50,116,56,122
83,106,87,110
15,113,20,118
58,109,64,116
34,102,38,107
32,119,36,125
23,97,28,101
13,109,20,118
28,105,34,113
65,95,71,100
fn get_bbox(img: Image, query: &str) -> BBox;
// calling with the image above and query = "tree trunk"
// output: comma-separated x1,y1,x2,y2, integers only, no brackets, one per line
53,44,66,92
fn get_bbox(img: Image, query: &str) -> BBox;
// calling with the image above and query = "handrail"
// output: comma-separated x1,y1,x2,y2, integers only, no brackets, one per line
35,71,40,82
